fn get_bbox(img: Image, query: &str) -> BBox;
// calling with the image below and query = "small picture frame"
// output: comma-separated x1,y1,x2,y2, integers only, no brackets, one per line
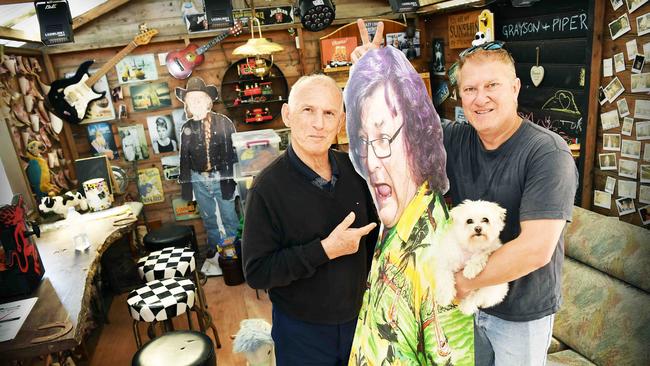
604,176,616,194
599,152,618,170
619,159,638,179
636,120,650,140
609,13,632,40
621,139,642,158
638,205,650,225
603,133,621,151
614,52,626,73
618,179,637,198
594,190,612,209
622,117,634,136
641,164,650,183
637,12,650,36
615,197,636,216
632,54,645,73
604,77,625,102
598,87,608,105
617,98,630,117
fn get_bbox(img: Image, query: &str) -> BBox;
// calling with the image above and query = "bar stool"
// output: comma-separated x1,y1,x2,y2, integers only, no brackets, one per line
136,246,221,348
131,330,216,366
127,278,197,348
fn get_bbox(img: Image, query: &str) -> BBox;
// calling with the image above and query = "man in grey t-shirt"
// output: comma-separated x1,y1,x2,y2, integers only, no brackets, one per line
445,44,578,365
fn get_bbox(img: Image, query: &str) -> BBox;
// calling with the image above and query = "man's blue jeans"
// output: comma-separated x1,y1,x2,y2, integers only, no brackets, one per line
191,171,239,251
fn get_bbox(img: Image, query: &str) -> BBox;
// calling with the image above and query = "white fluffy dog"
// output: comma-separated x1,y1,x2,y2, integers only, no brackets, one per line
435,200,509,315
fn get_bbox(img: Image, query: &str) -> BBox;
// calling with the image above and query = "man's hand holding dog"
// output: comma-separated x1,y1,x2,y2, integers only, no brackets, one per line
322,212,377,259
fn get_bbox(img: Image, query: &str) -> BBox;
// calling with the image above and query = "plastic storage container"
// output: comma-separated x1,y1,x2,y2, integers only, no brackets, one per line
231,129,280,176
233,163,255,205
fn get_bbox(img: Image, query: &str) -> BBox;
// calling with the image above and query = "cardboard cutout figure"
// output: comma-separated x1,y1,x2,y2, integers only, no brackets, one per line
176,77,239,273
344,46,474,364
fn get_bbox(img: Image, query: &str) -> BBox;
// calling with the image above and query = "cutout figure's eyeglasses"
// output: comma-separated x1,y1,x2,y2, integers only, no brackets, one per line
355,124,404,159
459,41,506,58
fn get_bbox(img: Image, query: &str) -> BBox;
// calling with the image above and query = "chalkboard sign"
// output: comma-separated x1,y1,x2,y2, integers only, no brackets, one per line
498,11,589,41
74,155,114,194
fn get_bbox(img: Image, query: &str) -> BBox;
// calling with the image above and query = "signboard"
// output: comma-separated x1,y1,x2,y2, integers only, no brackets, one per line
497,11,589,41
448,10,481,49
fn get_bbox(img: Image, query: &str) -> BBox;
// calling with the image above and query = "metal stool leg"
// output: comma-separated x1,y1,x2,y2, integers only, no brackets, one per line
192,270,221,348
132,320,142,349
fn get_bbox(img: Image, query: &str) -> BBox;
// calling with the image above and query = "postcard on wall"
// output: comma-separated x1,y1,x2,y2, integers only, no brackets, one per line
147,114,178,154
626,39,638,60
600,109,620,130
610,0,624,11
320,37,357,68
605,176,617,194
619,159,638,179
594,190,612,209
598,87,608,106
631,73,650,92
622,116,634,136
632,54,646,73
615,197,636,216
618,179,637,198
64,70,115,123
609,13,632,41
638,205,650,225
627,0,649,14
614,52,626,73
641,164,650,183
635,100,650,119
115,54,158,84
638,12,650,36
644,143,650,161
644,42,650,59
603,58,613,77
117,124,149,162
621,139,642,159
604,77,625,102
137,167,164,205
172,197,201,221
617,98,630,117
432,38,446,75
640,184,650,204
87,122,119,160
129,82,172,112
637,120,650,140
599,152,618,171
386,31,421,58
161,155,180,180
603,133,621,151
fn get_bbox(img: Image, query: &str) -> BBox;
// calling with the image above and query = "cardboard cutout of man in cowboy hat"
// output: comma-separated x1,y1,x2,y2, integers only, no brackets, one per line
176,77,239,273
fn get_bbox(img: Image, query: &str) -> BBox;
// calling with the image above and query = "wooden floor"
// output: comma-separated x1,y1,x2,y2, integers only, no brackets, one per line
88,277,272,366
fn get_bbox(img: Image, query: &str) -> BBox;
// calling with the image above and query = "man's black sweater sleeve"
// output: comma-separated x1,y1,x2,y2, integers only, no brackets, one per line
242,186,330,290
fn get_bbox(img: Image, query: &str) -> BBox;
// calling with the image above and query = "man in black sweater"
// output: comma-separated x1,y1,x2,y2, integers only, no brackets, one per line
242,74,379,365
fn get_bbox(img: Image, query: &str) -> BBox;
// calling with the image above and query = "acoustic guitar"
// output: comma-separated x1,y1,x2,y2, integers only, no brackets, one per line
47,26,158,124
166,21,243,80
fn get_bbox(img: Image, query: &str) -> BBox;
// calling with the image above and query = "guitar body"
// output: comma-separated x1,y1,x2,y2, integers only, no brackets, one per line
47,60,105,124
166,44,205,79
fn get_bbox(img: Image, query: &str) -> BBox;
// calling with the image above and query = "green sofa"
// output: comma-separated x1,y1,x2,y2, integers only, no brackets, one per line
546,207,650,366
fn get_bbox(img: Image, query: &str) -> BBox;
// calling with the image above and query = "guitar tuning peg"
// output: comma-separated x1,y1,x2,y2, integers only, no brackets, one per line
139,23,149,33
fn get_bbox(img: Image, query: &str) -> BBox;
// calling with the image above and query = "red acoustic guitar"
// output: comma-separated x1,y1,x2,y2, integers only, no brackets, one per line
166,22,243,79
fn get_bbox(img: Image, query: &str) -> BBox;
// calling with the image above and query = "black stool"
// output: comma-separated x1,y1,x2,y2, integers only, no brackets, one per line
132,330,216,366
143,225,198,253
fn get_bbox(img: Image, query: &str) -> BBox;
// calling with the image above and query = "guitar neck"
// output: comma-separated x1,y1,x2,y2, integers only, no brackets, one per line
196,32,230,55
86,41,139,86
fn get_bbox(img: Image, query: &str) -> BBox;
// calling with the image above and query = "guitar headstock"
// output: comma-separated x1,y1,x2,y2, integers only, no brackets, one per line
134,24,159,45
229,21,243,36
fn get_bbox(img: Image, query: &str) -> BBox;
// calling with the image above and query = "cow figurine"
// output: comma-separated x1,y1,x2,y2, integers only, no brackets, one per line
39,191,88,218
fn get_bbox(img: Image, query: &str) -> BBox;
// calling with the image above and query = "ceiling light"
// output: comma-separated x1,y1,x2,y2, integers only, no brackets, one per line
298,0,335,32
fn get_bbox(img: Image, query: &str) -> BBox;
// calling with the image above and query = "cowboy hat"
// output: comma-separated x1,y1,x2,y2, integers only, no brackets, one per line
175,77,219,102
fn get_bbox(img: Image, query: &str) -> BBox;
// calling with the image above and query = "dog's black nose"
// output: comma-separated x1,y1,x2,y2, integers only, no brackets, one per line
474,226,482,234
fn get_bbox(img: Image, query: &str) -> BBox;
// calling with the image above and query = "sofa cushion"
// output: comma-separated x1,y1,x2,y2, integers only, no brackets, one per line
554,257,650,366
548,336,568,354
564,206,650,292
547,350,596,365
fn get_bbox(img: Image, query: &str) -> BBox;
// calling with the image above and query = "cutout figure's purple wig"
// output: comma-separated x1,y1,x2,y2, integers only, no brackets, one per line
345,46,448,194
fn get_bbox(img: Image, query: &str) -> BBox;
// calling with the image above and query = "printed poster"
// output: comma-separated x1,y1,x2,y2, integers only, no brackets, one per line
137,167,164,205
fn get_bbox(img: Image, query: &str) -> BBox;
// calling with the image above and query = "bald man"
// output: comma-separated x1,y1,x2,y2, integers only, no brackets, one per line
242,75,379,365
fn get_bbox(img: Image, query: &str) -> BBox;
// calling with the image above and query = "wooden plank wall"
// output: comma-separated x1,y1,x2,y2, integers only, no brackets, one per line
45,0,402,245
592,1,650,228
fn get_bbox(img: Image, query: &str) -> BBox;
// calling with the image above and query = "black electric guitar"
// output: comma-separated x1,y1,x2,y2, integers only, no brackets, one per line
48,27,158,124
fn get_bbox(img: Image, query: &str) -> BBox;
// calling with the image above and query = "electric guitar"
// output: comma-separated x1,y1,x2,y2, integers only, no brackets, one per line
47,27,158,124
166,21,243,79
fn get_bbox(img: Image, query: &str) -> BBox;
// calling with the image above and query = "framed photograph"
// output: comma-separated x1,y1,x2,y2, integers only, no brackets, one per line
617,98,630,117
622,117,634,136
632,54,646,73
603,58,613,77
86,122,119,160
640,184,650,204
638,12,650,36
599,152,618,170
633,73,650,93
618,179,637,198
644,143,650,161
448,62,459,86
432,38,446,75
129,82,172,112
118,104,128,119
641,164,650,183
115,54,158,85
601,109,620,130
146,114,178,154
626,0,649,14
615,197,636,216
609,13,632,40
320,37,357,68
603,133,621,151
117,124,149,162
621,139,642,158
637,120,650,140
605,176,617,194
275,128,291,151
604,77,625,102
64,70,115,124
161,155,180,180
638,205,650,225
619,159,638,179
635,100,650,119
594,190,612,209
137,167,164,205
433,81,450,107
386,31,421,58
172,197,201,221
614,52,626,73
611,0,624,10
598,87,608,105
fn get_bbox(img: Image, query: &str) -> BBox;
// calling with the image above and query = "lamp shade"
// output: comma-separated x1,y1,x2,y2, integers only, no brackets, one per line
233,37,284,56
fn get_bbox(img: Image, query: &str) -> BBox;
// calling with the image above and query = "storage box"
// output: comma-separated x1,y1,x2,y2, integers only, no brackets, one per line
233,163,254,205
231,129,281,176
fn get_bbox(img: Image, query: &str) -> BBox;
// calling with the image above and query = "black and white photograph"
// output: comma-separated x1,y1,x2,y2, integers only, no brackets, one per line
605,176,617,194
615,197,636,216
594,190,612,209
117,124,149,162
604,77,625,102
626,0,649,14
637,120,650,140
621,139,642,158
614,52,626,73
627,39,638,60
611,0,624,10
635,100,650,119
599,152,618,170
622,117,634,136
637,12,650,36
386,31,421,59
619,159,638,179
632,54,646,73
617,98,630,117
618,179,637,198
599,87,608,105
146,114,178,154
631,72,650,92
111,86,123,102
640,184,650,204
431,38,445,75
609,13,632,40
118,104,127,119
601,109,620,130
644,143,650,161
603,133,621,151
641,164,650,183
638,205,650,225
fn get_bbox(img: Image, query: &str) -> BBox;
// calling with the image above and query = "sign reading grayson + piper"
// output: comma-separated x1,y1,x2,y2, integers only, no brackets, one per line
498,11,589,41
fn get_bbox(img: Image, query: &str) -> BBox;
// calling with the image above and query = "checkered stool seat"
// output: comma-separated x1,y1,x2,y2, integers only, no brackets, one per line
137,247,196,282
127,278,196,322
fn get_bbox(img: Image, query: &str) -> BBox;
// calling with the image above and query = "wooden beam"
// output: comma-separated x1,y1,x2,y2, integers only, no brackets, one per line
0,26,40,43
72,0,130,30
